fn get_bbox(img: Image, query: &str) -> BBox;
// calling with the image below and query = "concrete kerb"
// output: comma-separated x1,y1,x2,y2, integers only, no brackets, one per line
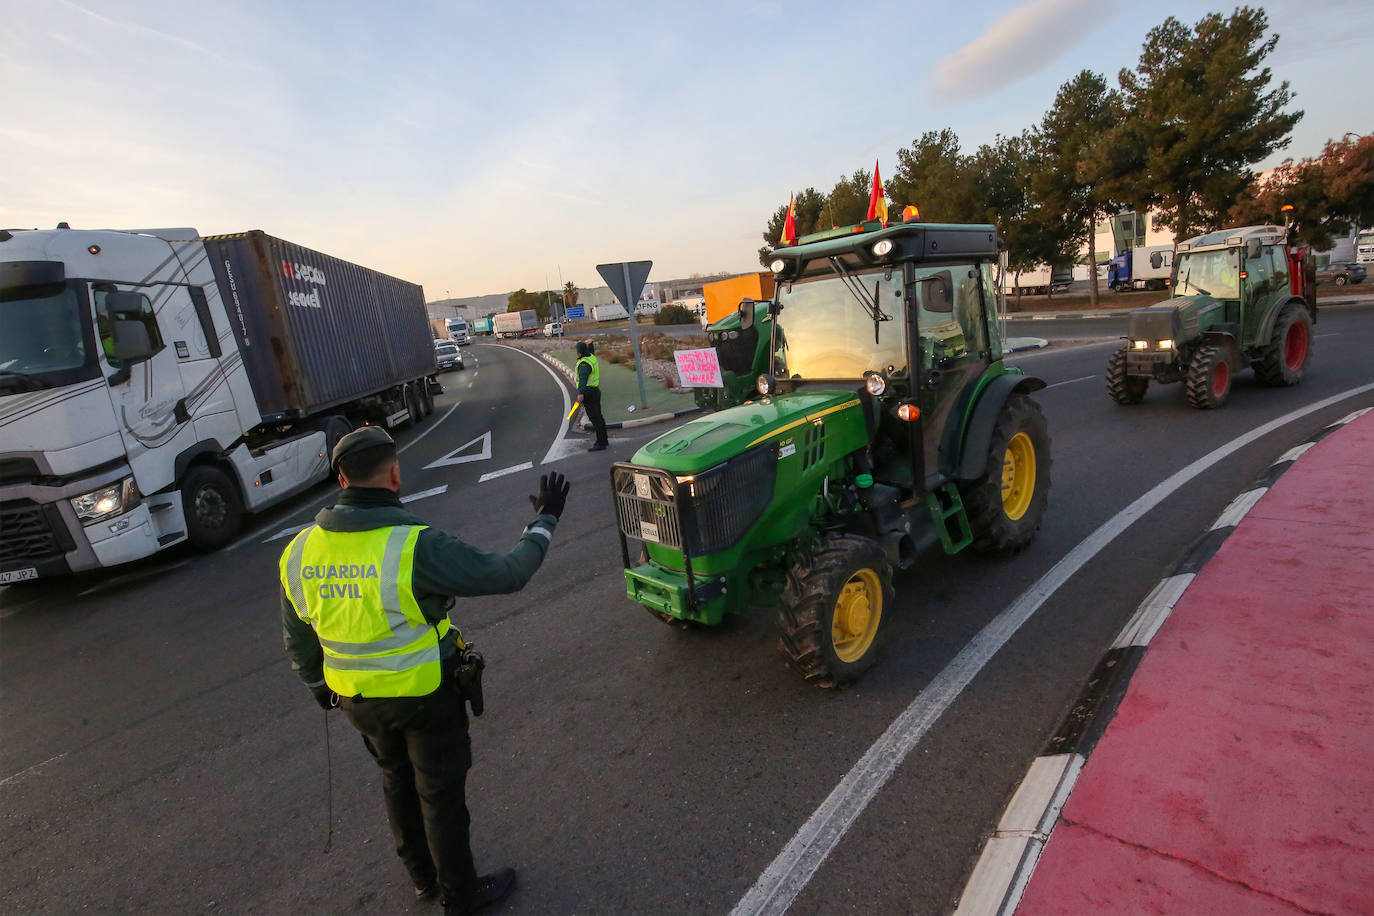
950,405,1374,916
535,350,702,431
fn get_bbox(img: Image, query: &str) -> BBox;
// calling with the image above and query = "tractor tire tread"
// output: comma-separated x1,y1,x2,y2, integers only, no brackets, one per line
1106,346,1147,405
960,394,1052,555
1253,303,1312,387
1185,344,1228,409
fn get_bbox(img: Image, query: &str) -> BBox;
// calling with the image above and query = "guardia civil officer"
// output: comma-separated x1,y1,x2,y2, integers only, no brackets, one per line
280,426,570,914
575,340,609,451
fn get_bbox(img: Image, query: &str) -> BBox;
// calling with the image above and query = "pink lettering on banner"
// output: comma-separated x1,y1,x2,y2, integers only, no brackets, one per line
673,347,724,388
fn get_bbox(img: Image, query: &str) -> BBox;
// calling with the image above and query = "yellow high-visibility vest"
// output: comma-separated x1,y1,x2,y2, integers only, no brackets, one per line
280,524,451,698
577,354,600,387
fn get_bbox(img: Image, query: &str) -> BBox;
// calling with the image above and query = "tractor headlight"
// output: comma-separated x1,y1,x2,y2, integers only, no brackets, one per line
863,370,887,396
756,374,775,396
770,258,786,273
1132,339,1150,350
1158,339,1174,350
71,476,140,522
872,239,893,257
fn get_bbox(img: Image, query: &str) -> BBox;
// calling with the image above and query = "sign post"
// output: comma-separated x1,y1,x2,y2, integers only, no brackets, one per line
596,260,653,409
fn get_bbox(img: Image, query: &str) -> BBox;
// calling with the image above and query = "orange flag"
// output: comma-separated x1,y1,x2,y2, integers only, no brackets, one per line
781,193,797,245
866,160,888,226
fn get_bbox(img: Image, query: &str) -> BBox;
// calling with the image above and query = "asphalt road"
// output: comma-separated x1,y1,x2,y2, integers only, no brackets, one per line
3,307,1373,914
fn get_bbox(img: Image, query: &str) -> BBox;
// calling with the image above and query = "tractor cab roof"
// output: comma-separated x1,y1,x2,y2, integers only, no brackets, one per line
1178,224,1285,254
767,219,998,282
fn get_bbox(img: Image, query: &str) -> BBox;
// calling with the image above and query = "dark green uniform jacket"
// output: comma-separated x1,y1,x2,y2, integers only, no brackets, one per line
281,486,558,689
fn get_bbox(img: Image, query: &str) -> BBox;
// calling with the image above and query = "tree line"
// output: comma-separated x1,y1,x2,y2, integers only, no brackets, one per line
760,7,1372,304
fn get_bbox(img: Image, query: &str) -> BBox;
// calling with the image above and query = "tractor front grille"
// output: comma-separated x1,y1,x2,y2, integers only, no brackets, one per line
0,500,66,565
612,445,777,557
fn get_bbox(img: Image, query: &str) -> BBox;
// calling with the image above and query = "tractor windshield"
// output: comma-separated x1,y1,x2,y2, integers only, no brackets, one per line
1174,248,1240,300
773,265,906,380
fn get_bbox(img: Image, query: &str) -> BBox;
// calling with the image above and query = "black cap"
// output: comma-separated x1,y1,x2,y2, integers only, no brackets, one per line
576,340,589,356
331,426,395,474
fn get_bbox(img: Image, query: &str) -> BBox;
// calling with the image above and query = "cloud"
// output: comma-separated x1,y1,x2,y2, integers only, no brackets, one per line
929,0,1117,104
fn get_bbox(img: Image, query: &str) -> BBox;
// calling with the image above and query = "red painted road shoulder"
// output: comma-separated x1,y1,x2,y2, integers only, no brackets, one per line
1018,411,1374,916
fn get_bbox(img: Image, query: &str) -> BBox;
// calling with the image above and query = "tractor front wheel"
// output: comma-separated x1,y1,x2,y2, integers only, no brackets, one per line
1253,303,1313,387
1185,344,1232,409
778,534,893,687
962,394,1051,554
1106,346,1148,405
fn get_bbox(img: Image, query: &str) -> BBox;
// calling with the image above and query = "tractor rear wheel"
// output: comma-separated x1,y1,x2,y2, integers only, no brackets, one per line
961,394,1051,554
1253,303,1313,387
1105,346,1148,405
1185,344,1232,409
778,533,893,687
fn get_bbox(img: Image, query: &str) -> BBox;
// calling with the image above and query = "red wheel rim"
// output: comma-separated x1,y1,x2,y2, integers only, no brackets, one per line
1284,321,1308,370
1212,359,1230,398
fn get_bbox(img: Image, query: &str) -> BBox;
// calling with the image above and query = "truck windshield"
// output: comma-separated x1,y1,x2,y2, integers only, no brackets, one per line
0,281,100,394
773,266,906,380
1174,249,1240,300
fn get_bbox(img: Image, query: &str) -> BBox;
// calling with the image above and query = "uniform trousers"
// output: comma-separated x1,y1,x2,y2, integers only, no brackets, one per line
582,387,608,446
341,681,478,901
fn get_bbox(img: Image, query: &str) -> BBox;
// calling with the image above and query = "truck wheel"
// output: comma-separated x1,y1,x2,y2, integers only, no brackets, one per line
778,533,893,687
1185,344,1231,409
1105,346,1147,405
1334,274,1347,286
405,384,424,425
182,465,243,550
419,381,434,417
962,394,1051,554
1253,304,1313,387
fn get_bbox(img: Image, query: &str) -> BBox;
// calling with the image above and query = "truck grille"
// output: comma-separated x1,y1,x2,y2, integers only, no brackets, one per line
612,445,777,557
0,500,65,565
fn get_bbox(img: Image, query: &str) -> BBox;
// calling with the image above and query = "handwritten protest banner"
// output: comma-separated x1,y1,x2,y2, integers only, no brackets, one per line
673,348,724,388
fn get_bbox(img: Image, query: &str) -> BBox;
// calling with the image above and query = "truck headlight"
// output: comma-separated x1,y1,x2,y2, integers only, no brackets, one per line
1158,339,1174,350
71,476,140,522
1132,339,1149,350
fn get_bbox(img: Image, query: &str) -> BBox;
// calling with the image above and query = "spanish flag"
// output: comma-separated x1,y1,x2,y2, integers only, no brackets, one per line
866,160,888,226
781,193,797,245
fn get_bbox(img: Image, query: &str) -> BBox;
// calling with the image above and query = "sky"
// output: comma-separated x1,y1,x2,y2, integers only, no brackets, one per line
4,0,1371,300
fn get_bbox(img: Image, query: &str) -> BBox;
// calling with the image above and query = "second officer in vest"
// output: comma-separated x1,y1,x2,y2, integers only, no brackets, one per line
575,340,609,451
280,427,570,914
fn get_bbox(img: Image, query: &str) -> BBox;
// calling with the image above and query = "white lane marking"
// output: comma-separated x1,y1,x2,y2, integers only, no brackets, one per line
489,344,574,465
1043,374,1095,390
730,380,1374,916
479,461,533,482
472,370,478,378
398,400,461,455
467,381,474,388
424,431,492,469
400,484,448,504
0,753,67,789
265,522,313,543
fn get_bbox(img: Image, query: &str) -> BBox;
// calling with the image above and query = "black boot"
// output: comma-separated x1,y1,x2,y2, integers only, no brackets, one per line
443,868,515,915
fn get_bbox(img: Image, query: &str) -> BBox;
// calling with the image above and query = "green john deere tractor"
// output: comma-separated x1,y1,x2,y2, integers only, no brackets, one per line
1106,224,1316,409
609,218,1052,687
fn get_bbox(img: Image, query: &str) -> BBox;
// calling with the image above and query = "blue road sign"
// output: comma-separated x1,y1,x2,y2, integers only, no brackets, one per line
566,305,586,320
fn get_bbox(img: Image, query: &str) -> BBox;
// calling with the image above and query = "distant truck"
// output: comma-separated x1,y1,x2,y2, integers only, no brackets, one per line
430,317,452,340
446,316,470,345
703,273,775,325
473,316,493,336
1108,245,1174,291
1004,263,1074,296
493,309,539,338
593,303,629,322
0,227,439,580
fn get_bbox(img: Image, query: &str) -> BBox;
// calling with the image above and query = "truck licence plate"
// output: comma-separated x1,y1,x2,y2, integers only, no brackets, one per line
1,567,38,584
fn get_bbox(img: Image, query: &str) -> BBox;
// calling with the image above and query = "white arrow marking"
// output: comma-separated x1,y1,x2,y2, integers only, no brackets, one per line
423,431,492,469
479,461,533,482
400,484,449,504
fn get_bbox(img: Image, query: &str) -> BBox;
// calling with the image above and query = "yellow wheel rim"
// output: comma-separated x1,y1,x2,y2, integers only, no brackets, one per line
832,568,882,663
1001,432,1036,521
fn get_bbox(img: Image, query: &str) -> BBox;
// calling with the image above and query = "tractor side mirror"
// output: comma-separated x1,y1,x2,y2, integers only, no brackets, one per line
1245,238,1263,260
1149,251,1164,270
111,318,154,363
919,272,953,313
738,298,755,330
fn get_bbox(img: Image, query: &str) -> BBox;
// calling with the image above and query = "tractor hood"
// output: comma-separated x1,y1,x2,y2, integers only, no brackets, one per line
1127,295,1229,342
633,389,861,474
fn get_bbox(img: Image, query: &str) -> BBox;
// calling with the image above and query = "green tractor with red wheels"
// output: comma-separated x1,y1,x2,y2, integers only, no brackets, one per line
608,217,1052,687
1105,224,1316,409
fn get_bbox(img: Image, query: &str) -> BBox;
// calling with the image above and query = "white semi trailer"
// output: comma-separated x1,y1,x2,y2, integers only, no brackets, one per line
0,226,438,581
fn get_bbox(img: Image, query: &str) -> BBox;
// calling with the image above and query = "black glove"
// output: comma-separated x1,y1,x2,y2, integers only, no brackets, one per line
530,471,570,519
311,683,336,710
